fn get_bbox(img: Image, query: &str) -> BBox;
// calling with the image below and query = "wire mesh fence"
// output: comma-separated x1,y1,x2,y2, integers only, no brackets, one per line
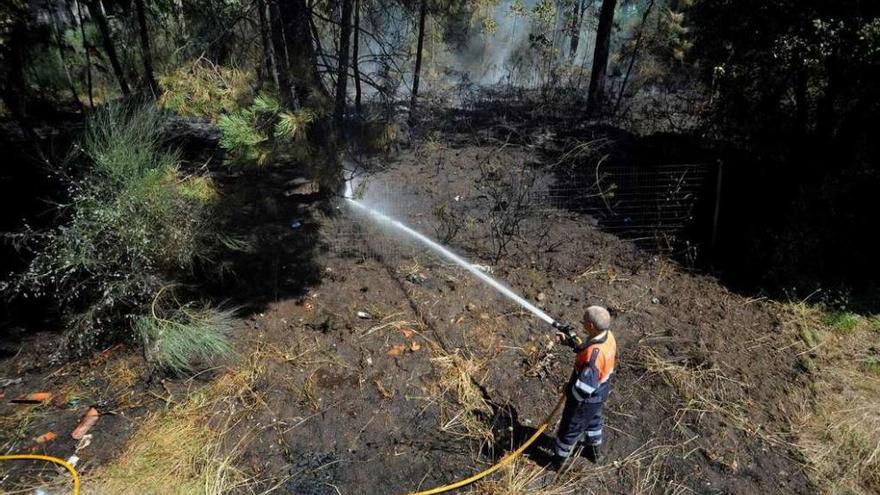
540,162,713,241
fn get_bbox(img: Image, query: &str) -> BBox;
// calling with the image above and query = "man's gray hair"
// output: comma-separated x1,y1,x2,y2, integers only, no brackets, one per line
584,306,611,331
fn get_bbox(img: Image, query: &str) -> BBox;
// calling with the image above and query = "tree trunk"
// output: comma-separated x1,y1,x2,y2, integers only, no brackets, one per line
76,0,94,108
268,0,294,106
133,0,159,96
569,0,580,59
586,0,616,115
793,67,808,138
334,0,354,126
305,10,331,99
0,8,29,119
256,0,280,89
277,0,327,107
86,0,130,97
409,0,428,123
352,0,362,114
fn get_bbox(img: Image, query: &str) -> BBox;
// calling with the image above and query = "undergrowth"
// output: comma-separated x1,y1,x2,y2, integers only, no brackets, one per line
822,310,864,333
7,103,222,358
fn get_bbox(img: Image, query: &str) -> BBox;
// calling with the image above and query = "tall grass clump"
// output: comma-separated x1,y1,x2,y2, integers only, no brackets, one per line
10,103,221,358
138,302,235,374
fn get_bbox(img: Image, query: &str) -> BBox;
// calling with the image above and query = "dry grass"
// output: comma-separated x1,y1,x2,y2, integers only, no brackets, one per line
539,440,694,495
785,302,880,494
799,371,880,493
614,442,694,495
105,357,139,390
0,406,41,450
463,457,577,495
415,130,447,159
86,357,267,495
430,349,494,442
639,348,786,448
639,348,733,403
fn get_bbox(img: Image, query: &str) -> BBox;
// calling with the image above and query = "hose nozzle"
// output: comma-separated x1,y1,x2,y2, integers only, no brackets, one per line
551,320,584,350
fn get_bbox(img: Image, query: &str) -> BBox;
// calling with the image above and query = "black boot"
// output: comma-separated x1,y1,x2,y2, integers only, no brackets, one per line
550,453,566,471
585,443,603,464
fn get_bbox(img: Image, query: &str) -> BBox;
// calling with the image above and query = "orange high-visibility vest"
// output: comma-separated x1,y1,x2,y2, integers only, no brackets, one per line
574,330,616,382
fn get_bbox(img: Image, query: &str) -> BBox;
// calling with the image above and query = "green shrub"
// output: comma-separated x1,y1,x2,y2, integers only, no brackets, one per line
217,92,314,166
138,303,235,374
822,311,864,333
158,57,253,120
11,103,220,356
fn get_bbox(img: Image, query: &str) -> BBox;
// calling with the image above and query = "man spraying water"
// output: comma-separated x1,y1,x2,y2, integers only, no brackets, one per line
553,306,617,467
343,178,617,476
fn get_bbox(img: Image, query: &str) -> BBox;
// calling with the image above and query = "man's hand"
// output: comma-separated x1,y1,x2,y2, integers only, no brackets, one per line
554,327,583,350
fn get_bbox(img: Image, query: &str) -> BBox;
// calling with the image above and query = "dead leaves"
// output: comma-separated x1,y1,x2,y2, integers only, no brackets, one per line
386,327,424,357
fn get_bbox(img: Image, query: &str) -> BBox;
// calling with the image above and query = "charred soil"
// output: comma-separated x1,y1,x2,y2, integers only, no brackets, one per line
1,124,817,494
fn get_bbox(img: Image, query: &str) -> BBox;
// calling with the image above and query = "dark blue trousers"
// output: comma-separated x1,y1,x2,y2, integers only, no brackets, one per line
554,391,605,458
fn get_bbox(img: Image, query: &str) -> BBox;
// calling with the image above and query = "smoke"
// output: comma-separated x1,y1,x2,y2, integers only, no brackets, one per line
441,0,601,88
328,0,651,102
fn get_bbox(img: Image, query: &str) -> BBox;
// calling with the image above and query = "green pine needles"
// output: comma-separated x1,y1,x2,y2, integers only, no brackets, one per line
217,92,315,166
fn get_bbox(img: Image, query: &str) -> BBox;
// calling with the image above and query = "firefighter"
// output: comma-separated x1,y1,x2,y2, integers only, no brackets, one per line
553,305,617,465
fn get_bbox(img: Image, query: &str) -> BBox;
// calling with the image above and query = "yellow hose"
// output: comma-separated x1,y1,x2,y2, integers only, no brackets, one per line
409,391,567,495
0,454,80,494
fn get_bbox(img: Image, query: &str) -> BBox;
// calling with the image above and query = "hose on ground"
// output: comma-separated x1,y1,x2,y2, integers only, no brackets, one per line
408,391,567,495
0,454,80,494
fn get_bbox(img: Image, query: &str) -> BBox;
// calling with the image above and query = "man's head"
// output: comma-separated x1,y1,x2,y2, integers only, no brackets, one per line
582,306,611,337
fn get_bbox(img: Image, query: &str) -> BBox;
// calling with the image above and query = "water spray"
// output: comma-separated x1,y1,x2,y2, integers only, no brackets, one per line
343,179,581,345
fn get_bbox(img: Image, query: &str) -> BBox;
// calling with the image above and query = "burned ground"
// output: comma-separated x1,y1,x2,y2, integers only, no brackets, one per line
2,126,819,494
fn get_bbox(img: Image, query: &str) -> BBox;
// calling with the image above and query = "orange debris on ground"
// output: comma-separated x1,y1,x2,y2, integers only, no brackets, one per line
71,407,99,439
35,432,57,444
10,392,53,404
